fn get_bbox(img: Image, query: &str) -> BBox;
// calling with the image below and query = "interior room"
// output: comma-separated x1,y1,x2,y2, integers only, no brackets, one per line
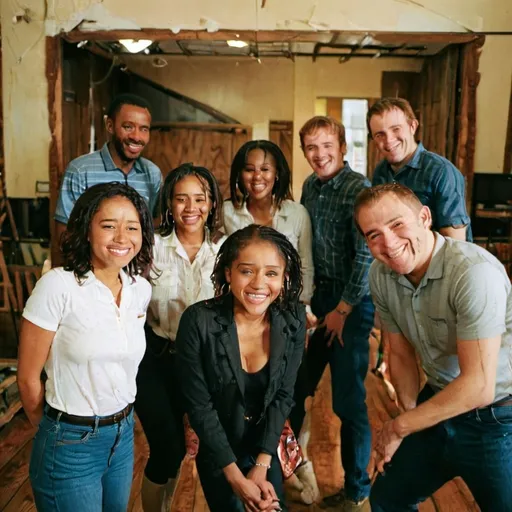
0,1,511,510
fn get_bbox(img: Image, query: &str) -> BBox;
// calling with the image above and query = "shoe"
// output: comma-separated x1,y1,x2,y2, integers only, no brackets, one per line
321,490,370,511
295,460,321,503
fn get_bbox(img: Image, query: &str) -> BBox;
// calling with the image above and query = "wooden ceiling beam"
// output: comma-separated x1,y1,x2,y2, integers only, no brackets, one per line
63,29,480,45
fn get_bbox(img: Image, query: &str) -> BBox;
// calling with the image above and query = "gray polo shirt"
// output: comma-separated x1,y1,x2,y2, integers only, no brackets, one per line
370,234,512,401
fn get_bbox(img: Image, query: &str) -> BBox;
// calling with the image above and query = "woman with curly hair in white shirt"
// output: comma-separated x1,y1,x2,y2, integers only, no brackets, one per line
223,140,319,505
18,182,154,512
134,163,226,511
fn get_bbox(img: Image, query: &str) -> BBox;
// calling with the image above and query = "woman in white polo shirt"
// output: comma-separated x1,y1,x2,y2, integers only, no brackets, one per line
17,182,154,512
134,163,226,511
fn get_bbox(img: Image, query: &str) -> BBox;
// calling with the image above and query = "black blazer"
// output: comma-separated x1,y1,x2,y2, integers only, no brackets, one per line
176,294,306,471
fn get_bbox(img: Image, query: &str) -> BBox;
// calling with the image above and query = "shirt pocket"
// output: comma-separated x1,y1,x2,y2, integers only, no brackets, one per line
425,317,449,350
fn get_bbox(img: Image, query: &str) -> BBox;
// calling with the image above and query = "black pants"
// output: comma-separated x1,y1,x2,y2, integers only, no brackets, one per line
196,450,286,512
134,326,185,484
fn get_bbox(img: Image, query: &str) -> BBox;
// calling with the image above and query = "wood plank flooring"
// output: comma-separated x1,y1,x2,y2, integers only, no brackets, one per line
0,360,478,511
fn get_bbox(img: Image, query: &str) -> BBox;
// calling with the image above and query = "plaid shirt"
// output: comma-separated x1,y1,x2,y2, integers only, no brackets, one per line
372,143,472,241
55,143,162,224
301,164,373,306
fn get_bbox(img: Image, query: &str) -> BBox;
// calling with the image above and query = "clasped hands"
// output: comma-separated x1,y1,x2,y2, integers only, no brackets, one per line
232,465,282,512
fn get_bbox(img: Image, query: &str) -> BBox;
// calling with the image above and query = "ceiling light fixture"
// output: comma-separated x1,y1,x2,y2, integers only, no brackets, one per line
227,40,248,48
119,39,153,53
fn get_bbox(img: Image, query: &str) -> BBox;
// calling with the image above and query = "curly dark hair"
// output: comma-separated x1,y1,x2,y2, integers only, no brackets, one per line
159,163,223,237
61,182,154,281
211,225,303,310
230,140,293,210
106,93,152,120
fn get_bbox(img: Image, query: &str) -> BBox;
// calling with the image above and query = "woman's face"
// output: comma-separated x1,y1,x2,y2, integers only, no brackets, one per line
225,240,286,318
241,149,278,202
170,175,212,237
89,196,142,271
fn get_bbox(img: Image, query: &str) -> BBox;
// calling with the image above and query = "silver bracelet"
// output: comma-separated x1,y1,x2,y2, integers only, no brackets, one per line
254,462,271,470
335,308,348,316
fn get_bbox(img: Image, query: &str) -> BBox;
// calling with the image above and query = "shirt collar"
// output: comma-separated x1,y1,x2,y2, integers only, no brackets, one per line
81,269,133,287
387,143,425,175
161,228,213,260
385,232,446,288
100,143,144,174
311,162,351,190
239,200,292,219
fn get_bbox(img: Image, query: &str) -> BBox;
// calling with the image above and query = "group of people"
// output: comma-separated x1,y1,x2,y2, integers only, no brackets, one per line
16,93,511,512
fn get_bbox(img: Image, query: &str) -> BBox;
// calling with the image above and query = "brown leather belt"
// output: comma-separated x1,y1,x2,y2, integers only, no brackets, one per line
46,403,133,427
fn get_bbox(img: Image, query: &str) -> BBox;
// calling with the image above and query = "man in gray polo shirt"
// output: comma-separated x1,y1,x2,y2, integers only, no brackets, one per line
354,183,511,512
55,93,162,241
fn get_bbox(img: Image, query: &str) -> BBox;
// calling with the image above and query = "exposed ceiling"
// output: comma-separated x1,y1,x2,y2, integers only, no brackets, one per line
88,31,453,62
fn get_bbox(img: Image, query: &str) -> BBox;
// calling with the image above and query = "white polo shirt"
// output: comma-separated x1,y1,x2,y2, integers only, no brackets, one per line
222,199,314,303
147,229,226,341
22,267,151,416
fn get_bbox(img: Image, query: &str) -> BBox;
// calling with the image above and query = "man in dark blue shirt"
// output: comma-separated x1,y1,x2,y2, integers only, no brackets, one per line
368,97,471,241
296,116,374,511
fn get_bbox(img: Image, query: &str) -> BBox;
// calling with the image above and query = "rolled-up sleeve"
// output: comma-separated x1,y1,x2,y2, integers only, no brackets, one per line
54,164,86,225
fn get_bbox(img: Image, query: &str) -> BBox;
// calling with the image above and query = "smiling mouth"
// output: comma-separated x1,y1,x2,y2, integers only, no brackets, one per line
125,142,144,153
387,245,406,259
244,292,269,304
182,215,201,225
108,247,131,256
251,183,266,192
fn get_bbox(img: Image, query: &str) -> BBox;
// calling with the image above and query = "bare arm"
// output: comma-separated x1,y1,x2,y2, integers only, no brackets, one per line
17,319,55,426
388,331,421,411
394,335,501,437
439,225,466,241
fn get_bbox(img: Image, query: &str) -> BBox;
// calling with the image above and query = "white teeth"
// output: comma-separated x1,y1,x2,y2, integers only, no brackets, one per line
109,248,130,256
252,184,266,191
388,246,405,259
247,293,267,298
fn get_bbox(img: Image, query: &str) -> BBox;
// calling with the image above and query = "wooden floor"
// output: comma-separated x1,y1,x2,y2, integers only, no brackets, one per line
0,340,479,511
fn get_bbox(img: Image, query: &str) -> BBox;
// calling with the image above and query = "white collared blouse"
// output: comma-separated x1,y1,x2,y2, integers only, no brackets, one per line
147,229,227,341
22,268,151,416
222,199,314,303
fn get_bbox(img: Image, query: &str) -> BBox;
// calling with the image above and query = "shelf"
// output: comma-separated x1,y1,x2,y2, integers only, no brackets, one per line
475,209,512,219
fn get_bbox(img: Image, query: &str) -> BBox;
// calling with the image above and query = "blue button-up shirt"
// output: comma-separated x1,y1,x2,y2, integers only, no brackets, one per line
301,164,373,306
372,143,472,241
55,143,162,224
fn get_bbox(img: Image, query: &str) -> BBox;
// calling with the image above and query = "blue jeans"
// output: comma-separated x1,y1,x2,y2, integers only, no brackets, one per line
291,285,374,502
370,386,512,512
29,407,135,512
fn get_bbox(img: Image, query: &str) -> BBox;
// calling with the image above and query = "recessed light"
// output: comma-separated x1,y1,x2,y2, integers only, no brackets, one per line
119,39,153,53
227,40,248,48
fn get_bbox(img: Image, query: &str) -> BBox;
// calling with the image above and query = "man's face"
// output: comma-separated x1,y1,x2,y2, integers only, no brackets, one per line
357,194,432,281
106,104,151,162
302,127,346,181
369,108,418,170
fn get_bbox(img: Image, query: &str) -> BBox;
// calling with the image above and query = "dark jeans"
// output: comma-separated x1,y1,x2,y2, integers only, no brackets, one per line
134,326,185,484
370,386,512,512
290,283,375,502
196,451,286,512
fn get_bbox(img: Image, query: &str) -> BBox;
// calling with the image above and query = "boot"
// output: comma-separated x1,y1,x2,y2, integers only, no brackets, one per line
141,475,165,512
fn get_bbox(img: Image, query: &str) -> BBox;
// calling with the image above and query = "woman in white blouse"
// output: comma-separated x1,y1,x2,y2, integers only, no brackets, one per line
18,183,154,512
223,140,319,504
223,140,314,307
135,163,226,511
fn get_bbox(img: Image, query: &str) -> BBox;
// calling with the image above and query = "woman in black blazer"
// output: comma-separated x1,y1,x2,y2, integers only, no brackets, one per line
176,225,306,512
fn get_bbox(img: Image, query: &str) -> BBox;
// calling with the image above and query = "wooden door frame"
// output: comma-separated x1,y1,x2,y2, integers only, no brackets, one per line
47,30,484,261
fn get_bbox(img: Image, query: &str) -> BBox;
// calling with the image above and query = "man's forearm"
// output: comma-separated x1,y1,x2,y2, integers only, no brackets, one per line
389,349,420,411
394,373,490,438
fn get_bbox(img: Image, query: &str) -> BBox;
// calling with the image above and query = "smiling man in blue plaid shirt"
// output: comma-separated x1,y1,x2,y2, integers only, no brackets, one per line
296,116,374,511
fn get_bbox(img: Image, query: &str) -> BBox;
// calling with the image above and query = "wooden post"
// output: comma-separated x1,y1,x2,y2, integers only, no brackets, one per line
46,36,64,266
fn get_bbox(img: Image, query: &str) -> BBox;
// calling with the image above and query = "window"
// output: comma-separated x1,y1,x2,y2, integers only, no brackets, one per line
315,97,369,176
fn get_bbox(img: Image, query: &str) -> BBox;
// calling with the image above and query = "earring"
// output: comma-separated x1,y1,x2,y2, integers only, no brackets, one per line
165,210,173,226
